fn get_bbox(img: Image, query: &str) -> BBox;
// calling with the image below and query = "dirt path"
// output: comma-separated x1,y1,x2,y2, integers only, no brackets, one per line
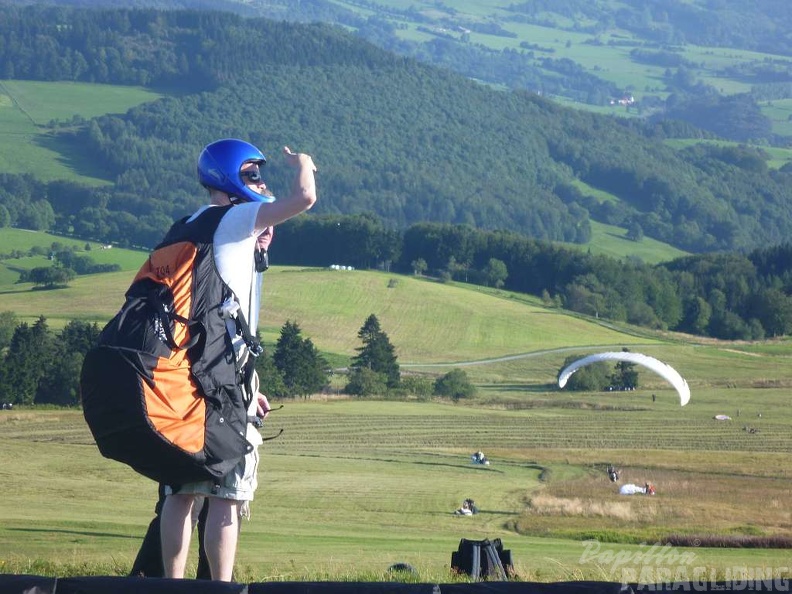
400,343,660,368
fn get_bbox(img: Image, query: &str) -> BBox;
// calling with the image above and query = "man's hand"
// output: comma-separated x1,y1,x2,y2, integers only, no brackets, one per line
256,393,272,420
283,146,317,172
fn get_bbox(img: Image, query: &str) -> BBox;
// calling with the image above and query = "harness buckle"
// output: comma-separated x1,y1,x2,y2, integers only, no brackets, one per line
219,298,241,319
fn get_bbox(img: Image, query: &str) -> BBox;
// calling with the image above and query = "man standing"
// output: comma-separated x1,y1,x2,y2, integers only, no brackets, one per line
155,138,316,581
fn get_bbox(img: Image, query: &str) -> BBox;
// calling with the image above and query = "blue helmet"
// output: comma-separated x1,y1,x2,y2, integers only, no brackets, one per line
197,138,273,203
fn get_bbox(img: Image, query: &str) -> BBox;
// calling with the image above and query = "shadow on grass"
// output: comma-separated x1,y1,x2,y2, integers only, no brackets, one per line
412,459,506,474
34,133,113,183
293,452,508,473
480,383,556,393
9,527,140,540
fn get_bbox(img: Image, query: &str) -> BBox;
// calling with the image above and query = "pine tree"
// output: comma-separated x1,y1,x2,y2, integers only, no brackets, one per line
350,314,400,388
612,360,639,389
0,316,53,405
37,320,101,406
254,349,288,399
611,348,639,389
273,320,329,398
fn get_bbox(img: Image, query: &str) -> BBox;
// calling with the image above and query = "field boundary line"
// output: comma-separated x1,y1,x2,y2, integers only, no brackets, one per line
0,80,37,126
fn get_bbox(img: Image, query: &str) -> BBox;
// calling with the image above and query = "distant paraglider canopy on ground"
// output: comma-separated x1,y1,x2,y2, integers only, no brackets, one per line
619,482,656,496
557,351,690,406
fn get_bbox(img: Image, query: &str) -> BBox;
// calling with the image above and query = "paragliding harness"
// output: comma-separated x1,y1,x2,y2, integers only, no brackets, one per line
451,537,513,581
80,205,262,485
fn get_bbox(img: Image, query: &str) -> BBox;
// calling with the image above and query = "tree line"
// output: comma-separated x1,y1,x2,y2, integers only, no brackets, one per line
10,212,792,340
0,312,474,407
273,216,792,341
0,5,790,255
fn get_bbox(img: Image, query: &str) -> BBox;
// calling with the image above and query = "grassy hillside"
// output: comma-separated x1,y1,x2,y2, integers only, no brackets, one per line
4,246,792,394
0,228,146,291
0,262,655,361
0,229,679,363
0,79,162,183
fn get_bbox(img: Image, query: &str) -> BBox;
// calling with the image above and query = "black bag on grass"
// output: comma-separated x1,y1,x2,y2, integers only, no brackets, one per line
451,537,513,581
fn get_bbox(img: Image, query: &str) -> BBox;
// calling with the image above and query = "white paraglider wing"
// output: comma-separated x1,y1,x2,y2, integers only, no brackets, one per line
557,352,690,406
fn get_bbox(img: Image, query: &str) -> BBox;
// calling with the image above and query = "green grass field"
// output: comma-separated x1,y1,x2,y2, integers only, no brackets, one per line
2,398,791,582
567,220,689,264
0,230,677,350
0,79,162,184
759,99,792,139
1,237,792,582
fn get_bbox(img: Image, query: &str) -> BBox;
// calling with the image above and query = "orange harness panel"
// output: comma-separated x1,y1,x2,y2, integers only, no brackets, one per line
135,241,205,452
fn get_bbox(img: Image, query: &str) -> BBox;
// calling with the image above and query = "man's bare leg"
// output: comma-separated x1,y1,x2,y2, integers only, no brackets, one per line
204,499,240,581
160,494,195,579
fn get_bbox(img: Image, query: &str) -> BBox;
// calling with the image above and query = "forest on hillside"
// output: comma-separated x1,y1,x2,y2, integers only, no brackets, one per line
0,5,790,255
1,5,792,341
20,0,792,145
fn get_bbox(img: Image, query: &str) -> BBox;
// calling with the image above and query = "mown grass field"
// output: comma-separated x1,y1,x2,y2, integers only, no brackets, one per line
1,397,791,582
1,239,792,582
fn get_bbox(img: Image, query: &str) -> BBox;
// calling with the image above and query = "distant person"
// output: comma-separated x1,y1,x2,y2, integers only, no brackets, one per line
454,500,473,516
119,138,317,581
471,451,489,465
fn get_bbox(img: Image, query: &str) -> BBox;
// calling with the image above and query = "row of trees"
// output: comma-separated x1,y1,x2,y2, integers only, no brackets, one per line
0,316,100,406
274,217,792,341
253,314,476,401
11,212,792,341
0,312,475,406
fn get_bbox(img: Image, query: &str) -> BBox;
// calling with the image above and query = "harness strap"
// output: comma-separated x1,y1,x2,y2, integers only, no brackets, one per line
231,308,263,357
149,288,201,351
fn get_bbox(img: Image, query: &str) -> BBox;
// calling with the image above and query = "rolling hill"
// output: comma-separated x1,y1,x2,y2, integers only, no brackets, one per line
235,0,792,144
34,0,792,144
0,4,790,257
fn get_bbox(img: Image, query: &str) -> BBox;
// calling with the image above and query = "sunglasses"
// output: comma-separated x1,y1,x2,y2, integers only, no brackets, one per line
240,165,264,183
